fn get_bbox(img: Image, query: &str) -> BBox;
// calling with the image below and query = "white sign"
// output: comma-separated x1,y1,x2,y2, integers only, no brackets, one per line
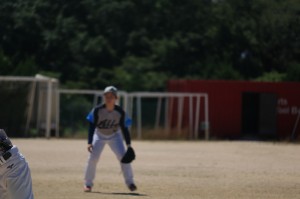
277,98,300,115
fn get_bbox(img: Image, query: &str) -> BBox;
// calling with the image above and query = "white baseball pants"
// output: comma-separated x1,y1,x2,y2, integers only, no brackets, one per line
0,146,34,199
84,131,134,187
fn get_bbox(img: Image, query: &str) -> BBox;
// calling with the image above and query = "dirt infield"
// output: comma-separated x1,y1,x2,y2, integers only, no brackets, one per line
11,139,300,199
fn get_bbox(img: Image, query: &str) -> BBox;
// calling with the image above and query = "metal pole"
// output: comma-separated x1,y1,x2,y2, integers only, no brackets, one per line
55,85,60,138
204,94,209,140
177,97,184,135
169,97,174,133
123,93,128,113
25,81,37,135
137,96,142,139
128,96,133,120
291,109,300,140
36,84,42,134
155,97,162,129
93,94,98,107
164,97,169,134
46,80,52,138
131,96,135,132
194,96,200,139
189,96,193,139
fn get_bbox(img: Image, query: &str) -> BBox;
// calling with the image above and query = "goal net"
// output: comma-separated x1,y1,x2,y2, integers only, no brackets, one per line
127,92,209,140
0,75,59,137
57,90,209,140
0,75,210,140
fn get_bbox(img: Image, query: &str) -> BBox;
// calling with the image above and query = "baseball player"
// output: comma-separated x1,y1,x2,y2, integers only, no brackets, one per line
83,86,137,192
0,129,34,199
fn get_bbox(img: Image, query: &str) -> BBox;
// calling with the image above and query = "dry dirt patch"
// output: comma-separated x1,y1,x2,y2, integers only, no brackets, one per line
12,139,300,199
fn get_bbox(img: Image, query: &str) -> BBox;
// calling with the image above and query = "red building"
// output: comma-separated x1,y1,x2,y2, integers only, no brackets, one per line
168,80,300,140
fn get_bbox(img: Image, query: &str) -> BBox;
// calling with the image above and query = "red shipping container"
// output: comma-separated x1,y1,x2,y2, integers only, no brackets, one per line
168,80,300,140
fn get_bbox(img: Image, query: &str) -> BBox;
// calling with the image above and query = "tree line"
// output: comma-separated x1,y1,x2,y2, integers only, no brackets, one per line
1,0,300,91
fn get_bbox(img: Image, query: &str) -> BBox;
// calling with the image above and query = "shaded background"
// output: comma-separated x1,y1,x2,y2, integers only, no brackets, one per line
1,0,300,89
1,0,300,138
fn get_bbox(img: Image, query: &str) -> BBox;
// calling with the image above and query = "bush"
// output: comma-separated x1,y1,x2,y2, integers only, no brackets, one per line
255,71,286,82
286,63,300,81
60,95,93,137
0,82,30,136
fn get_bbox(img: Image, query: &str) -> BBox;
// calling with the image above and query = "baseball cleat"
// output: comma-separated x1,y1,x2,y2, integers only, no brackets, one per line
83,186,92,192
128,183,137,191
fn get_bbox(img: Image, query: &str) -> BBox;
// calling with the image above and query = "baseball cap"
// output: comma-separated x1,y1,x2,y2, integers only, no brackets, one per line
103,86,118,96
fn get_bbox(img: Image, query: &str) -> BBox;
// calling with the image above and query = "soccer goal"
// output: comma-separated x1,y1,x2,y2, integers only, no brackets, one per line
58,89,129,137
127,92,209,140
0,75,59,138
0,75,210,140
57,90,209,140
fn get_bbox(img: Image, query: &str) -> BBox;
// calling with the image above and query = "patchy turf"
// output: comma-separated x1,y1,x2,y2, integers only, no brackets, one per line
12,139,300,199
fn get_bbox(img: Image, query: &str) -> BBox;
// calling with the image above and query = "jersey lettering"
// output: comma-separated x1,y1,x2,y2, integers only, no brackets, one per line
97,119,118,129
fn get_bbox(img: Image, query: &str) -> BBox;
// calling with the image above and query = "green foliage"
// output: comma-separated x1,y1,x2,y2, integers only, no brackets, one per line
13,57,38,76
60,95,92,136
0,51,13,75
0,82,30,136
0,0,300,90
286,63,300,81
255,71,287,82
213,63,242,80
114,56,168,91
39,71,61,79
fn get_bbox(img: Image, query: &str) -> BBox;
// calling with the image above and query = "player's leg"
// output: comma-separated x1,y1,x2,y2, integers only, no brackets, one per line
84,133,105,188
108,132,135,188
0,173,8,198
6,155,34,199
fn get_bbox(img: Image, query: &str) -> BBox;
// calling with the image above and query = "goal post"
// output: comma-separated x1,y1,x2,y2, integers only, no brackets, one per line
0,75,59,138
57,90,210,140
128,92,210,140
0,75,210,140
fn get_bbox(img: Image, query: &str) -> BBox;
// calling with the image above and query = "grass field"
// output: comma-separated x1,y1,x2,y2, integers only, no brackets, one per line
11,139,300,199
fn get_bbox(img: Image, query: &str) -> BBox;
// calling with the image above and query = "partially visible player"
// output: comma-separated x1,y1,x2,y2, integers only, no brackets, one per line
83,86,137,192
0,129,34,199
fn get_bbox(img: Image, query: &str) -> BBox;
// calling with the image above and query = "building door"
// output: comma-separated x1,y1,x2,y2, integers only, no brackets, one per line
242,92,277,139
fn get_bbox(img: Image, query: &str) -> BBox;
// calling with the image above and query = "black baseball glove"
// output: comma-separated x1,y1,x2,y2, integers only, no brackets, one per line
121,146,136,164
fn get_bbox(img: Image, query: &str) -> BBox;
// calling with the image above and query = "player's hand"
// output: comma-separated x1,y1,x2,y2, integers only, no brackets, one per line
87,144,93,153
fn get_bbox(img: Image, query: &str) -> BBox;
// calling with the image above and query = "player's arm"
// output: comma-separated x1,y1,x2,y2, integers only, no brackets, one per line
86,108,97,152
87,122,95,153
120,111,131,147
88,122,95,145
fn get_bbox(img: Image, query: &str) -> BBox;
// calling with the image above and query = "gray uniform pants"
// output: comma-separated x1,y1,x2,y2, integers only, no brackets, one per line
84,131,134,187
0,146,34,199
